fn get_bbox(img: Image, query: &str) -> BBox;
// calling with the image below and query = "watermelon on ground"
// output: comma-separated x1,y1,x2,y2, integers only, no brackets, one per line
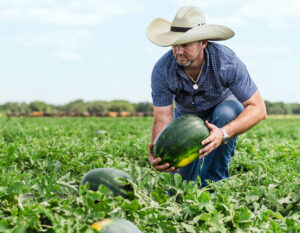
80,168,133,198
91,218,142,233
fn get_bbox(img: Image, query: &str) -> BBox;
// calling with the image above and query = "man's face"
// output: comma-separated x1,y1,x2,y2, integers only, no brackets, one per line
172,41,204,67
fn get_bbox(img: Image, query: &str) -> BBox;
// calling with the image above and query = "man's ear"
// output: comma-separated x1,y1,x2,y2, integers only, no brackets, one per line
201,40,208,49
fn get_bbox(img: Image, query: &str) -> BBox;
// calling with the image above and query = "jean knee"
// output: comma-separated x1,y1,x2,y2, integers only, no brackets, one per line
211,97,244,127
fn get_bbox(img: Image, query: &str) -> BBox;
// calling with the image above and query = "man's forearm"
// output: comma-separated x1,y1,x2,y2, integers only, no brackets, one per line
224,105,266,138
224,91,267,138
151,118,172,143
151,105,174,143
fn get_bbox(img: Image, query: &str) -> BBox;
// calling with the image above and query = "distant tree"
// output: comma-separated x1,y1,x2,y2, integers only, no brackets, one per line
63,99,87,114
134,102,153,112
29,101,51,113
46,104,61,114
2,102,30,114
1,100,299,116
86,101,109,115
290,103,300,114
264,101,272,113
266,101,295,114
54,104,66,113
107,100,135,112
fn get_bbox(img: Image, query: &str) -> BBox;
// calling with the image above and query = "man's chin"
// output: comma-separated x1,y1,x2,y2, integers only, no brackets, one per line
177,60,191,67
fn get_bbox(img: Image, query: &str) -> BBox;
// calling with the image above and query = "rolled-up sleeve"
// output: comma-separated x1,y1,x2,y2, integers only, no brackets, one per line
151,62,174,106
225,56,257,103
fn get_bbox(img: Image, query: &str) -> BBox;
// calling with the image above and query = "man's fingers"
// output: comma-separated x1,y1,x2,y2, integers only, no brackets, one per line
199,145,213,158
150,157,161,166
199,141,218,158
151,157,173,171
151,159,178,172
202,135,214,145
199,152,209,159
199,147,210,156
205,120,217,130
148,143,153,152
150,155,178,172
154,163,170,171
163,167,178,172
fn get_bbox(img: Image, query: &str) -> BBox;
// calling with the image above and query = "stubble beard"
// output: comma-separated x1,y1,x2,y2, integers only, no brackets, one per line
175,51,202,68
175,56,192,67
180,60,192,67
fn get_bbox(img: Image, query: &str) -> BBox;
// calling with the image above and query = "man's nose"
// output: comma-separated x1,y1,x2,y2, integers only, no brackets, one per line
174,45,184,54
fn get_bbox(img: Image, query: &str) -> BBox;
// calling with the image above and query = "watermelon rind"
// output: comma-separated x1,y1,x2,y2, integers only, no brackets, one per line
80,168,133,198
153,115,209,168
91,218,142,233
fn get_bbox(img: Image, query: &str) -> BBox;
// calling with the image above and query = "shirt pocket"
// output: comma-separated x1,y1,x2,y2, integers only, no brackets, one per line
200,79,223,102
174,89,194,108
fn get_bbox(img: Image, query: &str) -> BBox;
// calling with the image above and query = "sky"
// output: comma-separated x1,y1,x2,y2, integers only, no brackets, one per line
0,0,299,105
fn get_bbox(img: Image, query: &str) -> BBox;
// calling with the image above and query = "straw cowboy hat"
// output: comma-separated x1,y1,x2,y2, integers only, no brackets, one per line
146,6,234,47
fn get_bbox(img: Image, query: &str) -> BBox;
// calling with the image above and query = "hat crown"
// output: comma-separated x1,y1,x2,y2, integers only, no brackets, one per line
171,6,206,28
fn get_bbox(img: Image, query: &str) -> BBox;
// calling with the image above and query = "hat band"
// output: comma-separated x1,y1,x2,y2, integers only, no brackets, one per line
170,26,192,32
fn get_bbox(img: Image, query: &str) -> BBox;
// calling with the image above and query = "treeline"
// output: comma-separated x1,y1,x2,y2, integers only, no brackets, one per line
265,101,300,115
0,99,299,116
0,100,153,117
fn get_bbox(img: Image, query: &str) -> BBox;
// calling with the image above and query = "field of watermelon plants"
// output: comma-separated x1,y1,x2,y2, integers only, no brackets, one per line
0,115,299,232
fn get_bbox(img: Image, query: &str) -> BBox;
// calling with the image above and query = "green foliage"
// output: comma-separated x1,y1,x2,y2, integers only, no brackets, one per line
86,101,109,115
265,100,300,114
29,101,51,113
107,100,135,113
63,99,87,114
0,102,30,115
0,117,299,232
2,100,300,115
134,102,153,113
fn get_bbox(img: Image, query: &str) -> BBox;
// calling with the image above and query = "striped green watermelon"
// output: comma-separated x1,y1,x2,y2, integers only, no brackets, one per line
91,219,142,232
153,115,209,168
80,168,133,198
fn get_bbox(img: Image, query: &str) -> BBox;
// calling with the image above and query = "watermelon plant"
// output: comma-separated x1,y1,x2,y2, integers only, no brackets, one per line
0,115,299,232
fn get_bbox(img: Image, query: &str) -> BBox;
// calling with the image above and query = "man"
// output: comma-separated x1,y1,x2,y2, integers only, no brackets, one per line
146,6,266,187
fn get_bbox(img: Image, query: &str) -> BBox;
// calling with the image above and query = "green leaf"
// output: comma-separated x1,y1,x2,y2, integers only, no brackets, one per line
174,173,182,187
0,220,9,231
181,222,196,233
12,221,28,233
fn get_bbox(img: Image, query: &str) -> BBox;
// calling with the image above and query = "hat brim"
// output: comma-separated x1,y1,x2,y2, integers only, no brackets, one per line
146,18,235,47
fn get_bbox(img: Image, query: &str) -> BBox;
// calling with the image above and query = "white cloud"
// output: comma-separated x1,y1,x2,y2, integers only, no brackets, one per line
11,29,93,48
240,0,300,20
52,50,81,61
0,0,143,26
169,0,300,30
228,44,293,74
238,0,300,29
207,15,249,28
169,0,241,8
0,0,54,6
0,7,107,26
233,45,292,57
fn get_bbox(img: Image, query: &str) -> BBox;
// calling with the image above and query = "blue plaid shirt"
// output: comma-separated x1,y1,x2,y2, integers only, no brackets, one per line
151,42,257,114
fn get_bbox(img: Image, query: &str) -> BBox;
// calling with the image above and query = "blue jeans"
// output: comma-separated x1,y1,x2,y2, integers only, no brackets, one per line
173,95,244,188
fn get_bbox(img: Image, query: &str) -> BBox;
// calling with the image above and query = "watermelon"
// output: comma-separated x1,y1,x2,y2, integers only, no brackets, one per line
80,168,133,198
91,219,142,233
153,115,209,168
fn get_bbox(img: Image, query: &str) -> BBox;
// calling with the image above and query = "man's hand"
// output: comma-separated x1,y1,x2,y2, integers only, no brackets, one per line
198,121,223,158
149,143,178,172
